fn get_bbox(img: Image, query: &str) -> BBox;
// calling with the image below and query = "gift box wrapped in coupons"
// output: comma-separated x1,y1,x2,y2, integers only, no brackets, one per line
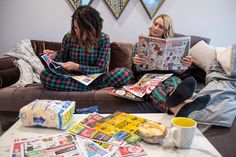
19,99,75,129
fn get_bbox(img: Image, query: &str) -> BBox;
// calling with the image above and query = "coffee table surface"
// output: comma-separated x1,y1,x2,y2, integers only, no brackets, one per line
0,113,222,157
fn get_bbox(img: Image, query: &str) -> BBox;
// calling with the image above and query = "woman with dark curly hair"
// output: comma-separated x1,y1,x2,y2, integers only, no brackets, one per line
40,5,131,91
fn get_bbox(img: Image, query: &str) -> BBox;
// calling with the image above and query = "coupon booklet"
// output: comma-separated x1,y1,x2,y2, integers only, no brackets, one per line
68,112,151,147
41,54,103,86
136,35,191,71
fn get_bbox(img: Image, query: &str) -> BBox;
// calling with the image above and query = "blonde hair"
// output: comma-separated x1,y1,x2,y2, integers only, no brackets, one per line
150,14,174,38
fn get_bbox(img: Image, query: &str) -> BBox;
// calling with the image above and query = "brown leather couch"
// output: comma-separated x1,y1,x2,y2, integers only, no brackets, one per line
1,35,235,156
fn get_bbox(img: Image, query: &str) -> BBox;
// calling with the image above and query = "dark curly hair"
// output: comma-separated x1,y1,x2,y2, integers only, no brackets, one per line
71,5,103,50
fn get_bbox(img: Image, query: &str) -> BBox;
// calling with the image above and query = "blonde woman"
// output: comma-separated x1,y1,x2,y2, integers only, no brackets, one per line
132,14,210,117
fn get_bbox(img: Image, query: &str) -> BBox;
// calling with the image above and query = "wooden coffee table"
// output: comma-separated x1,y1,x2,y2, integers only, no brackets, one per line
0,113,222,157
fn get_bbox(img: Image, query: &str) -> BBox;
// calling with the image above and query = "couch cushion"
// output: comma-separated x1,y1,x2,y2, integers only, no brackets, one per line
109,42,133,71
0,83,159,114
174,33,211,48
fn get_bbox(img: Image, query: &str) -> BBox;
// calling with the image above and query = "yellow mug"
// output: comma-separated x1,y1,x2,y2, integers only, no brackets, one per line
169,117,197,149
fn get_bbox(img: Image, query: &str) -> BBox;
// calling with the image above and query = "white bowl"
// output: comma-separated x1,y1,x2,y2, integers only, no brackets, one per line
138,121,167,144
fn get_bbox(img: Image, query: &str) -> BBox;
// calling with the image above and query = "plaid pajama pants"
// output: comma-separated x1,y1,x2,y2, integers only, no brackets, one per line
40,67,131,91
150,76,182,112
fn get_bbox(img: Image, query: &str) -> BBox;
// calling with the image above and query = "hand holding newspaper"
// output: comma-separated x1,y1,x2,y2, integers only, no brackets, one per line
41,54,103,86
136,35,191,71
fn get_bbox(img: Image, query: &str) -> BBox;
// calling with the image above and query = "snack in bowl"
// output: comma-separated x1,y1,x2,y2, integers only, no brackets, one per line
138,120,167,144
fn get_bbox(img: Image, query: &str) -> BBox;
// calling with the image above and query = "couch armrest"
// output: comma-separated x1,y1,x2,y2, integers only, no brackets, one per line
0,56,20,88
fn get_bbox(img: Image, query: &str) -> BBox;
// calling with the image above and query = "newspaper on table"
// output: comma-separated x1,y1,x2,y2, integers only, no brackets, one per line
76,137,118,157
136,35,191,71
10,132,117,157
10,133,86,157
114,144,147,157
123,73,173,98
41,54,103,86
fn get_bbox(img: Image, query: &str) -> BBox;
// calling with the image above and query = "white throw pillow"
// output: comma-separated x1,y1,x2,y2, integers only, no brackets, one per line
215,46,233,76
189,40,216,73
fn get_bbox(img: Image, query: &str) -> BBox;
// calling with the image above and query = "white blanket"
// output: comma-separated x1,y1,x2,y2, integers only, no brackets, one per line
6,39,45,87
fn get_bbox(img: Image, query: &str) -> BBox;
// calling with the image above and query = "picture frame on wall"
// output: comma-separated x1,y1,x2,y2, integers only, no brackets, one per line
140,0,166,19
68,0,93,9
104,0,130,19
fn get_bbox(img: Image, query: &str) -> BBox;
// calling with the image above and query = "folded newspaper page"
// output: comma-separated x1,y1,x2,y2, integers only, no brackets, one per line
123,73,173,98
10,133,85,157
41,54,102,86
108,87,144,101
136,35,191,71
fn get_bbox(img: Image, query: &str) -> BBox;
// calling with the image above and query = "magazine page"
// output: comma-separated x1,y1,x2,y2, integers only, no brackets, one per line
108,87,144,101
115,144,147,157
10,136,41,157
80,112,104,127
137,35,166,71
71,73,103,86
68,121,127,147
123,73,173,98
163,36,191,70
69,112,152,146
41,54,70,76
77,138,114,157
41,54,103,86
136,35,190,71
84,112,147,145
10,133,85,157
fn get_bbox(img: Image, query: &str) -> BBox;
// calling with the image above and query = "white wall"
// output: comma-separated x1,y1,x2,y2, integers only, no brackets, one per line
0,0,236,53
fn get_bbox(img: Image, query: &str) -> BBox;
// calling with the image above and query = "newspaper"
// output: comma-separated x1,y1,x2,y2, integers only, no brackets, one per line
41,54,103,86
108,87,144,101
76,137,117,157
123,73,173,98
115,144,147,157
10,132,116,157
136,35,191,71
10,133,85,157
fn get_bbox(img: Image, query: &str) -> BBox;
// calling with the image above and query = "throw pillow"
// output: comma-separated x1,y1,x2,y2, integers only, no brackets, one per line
216,43,236,76
189,40,216,73
215,47,231,76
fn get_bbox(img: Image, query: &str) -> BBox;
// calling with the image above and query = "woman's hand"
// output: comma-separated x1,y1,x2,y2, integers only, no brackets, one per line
43,49,57,59
61,61,80,71
181,55,193,67
133,54,146,65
